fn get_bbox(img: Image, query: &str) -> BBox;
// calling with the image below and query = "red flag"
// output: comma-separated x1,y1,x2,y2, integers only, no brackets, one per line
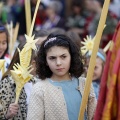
94,22,120,120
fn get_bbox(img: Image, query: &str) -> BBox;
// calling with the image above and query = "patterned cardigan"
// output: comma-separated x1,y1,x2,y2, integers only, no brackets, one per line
27,77,97,120
0,76,38,120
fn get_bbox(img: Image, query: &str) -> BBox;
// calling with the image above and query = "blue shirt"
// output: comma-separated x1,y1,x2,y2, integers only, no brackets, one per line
92,79,100,99
49,77,86,120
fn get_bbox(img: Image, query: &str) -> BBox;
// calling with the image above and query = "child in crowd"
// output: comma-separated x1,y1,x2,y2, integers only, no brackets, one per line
0,24,11,80
27,34,96,120
0,42,38,120
84,49,106,99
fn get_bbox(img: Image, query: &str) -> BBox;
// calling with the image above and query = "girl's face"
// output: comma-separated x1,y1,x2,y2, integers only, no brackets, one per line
46,46,71,80
85,57,103,81
0,32,7,58
93,57,103,81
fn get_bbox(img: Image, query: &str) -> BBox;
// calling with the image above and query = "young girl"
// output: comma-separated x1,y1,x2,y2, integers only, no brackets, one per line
0,42,38,120
0,24,11,80
85,49,106,99
27,34,97,120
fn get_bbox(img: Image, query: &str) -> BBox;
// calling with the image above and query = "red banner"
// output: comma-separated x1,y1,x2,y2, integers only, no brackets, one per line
94,22,120,120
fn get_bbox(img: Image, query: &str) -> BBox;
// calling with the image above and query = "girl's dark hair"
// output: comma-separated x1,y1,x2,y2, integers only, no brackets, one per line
0,24,9,59
36,33,84,80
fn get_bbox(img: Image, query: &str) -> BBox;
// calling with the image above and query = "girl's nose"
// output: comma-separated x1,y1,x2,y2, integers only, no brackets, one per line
56,58,61,66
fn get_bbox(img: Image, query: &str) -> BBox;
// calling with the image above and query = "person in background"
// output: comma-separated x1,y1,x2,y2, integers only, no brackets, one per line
84,0,118,48
84,49,106,99
18,0,46,41
1,0,21,26
0,42,38,120
66,0,89,39
40,1,65,30
0,24,10,80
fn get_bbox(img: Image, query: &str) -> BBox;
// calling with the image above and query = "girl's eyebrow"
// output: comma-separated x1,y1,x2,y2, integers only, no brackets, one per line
61,53,67,56
59,53,68,56
48,53,67,57
48,56,56,58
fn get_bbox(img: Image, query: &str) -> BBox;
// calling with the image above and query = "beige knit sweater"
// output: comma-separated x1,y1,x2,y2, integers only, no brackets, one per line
27,77,97,120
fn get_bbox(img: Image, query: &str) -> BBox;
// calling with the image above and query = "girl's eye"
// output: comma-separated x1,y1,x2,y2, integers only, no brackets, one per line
49,57,56,60
2,41,7,45
61,56,66,59
2,42,6,45
95,66,98,70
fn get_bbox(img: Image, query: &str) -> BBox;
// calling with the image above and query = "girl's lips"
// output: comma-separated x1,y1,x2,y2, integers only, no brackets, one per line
56,68,64,71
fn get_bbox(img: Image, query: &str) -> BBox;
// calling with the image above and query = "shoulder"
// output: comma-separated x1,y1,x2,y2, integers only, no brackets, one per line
1,76,14,84
77,76,86,91
0,76,15,90
29,80,46,101
33,79,48,87
78,76,95,97
78,76,86,84
31,79,56,97
32,80,49,94
31,76,40,84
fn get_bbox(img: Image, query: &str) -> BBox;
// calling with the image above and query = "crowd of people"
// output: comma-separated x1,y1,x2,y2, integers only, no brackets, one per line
0,0,120,120
0,0,119,44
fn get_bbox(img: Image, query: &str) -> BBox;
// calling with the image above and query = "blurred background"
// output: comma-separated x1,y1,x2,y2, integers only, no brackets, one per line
0,0,119,49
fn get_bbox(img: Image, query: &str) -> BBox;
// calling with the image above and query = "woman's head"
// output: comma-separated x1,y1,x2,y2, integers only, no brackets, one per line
36,34,84,80
0,24,9,59
66,30,81,51
45,1,62,16
85,48,106,80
